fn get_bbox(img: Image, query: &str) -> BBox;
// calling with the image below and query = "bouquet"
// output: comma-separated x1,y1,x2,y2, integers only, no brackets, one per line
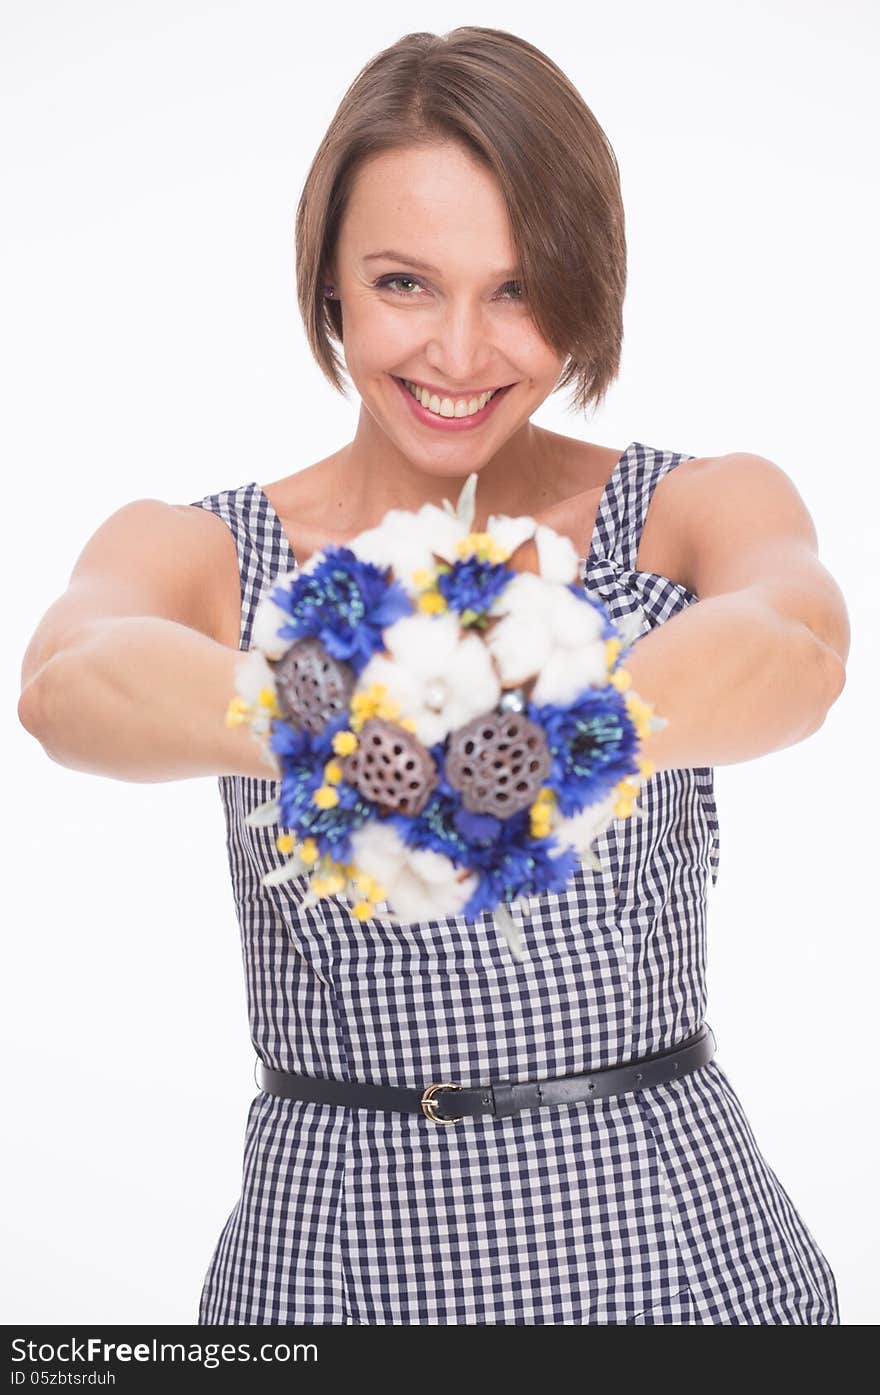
225,473,666,961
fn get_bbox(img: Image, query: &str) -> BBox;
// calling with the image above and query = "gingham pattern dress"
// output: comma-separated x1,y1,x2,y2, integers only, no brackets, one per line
188,441,839,1325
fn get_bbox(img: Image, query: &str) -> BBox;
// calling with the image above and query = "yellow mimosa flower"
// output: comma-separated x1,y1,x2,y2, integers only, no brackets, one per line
313,870,345,896
530,802,553,831
353,873,386,902
624,692,655,740
417,591,447,614
224,696,251,727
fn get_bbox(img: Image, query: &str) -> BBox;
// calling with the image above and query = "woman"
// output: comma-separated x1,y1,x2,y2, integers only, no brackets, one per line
19,27,848,1324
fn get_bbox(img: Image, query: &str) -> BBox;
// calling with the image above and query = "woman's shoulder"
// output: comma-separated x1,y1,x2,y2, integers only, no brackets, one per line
628,444,716,585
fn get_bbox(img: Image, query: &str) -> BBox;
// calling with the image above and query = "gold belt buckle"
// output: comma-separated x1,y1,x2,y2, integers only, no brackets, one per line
421,1081,464,1124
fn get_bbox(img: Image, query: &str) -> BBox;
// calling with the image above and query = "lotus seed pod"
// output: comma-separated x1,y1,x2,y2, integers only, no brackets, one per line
445,710,552,817
272,637,355,735
340,716,439,816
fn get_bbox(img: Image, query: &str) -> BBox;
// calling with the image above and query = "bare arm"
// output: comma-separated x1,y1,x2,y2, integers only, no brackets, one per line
627,592,841,773
21,616,280,783
17,498,280,784
631,452,849,773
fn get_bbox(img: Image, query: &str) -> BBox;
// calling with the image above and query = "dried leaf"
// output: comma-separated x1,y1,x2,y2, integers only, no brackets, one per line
492,901,524,962
261,854,308,887
510,891,544,916
615,608,648,647
455,471,479,531
245,797,281,828
579,847,604,873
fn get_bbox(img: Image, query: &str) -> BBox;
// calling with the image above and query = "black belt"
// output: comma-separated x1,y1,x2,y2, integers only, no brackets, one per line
255,1023,716,1125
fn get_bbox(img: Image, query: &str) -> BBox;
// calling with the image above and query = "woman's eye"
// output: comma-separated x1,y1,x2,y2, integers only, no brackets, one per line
374,275,525,302
376,275,422,296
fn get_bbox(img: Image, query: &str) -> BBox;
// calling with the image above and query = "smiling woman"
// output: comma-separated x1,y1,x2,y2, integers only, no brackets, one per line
18,23,846,1330
180,29,842,1327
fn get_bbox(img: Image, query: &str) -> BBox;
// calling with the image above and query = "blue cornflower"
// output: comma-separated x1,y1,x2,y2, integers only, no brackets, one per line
460,835,579,920
270,712,371,862
269,547,412,674
528,687,641,818
436,556,516,624
390,747,579,917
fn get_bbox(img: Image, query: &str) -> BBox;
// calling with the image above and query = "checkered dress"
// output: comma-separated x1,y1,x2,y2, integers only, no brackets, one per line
188,441,839,1325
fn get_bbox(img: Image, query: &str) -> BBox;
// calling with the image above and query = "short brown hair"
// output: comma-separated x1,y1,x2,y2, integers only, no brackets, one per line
295,27,627,417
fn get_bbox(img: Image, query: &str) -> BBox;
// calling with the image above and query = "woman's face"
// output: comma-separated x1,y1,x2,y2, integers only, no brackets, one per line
328,140,566,480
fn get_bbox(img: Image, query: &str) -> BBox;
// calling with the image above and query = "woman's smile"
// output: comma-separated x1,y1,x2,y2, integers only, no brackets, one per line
389,372,516,431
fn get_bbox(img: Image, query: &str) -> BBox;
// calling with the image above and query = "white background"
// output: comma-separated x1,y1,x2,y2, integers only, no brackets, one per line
3,0,877,1325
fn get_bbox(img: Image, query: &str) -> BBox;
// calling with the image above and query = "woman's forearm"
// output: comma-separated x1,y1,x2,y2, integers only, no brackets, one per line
626,590,845,773
20,616,281,784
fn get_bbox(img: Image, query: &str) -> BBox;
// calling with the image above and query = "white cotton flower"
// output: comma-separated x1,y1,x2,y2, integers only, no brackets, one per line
231,649,281,776
488,570,547,619
534,524,580,585
349,821,478,923
234,647,278,705
486,572,607,706
486,515,580,584
251,569,300,659
348,505,469,596
486,513,537,557
357,610,501,746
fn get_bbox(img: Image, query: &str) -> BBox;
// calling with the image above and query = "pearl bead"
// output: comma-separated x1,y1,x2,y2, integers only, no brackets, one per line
499,687,526,713
424,679,447,711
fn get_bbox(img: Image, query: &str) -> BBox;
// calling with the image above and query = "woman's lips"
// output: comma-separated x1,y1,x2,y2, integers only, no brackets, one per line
391,374,514,431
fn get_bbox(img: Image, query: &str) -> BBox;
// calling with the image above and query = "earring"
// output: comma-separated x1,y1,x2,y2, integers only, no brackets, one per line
323,284,335,298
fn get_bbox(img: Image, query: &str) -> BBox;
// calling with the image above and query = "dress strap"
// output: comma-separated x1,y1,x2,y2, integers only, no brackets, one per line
600,442,697,571
187,482,280,652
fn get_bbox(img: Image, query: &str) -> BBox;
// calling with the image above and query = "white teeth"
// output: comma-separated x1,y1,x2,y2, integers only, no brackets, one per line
402,379,500,418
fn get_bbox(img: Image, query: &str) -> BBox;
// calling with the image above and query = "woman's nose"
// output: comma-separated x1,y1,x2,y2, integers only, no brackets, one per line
424,305,498,383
